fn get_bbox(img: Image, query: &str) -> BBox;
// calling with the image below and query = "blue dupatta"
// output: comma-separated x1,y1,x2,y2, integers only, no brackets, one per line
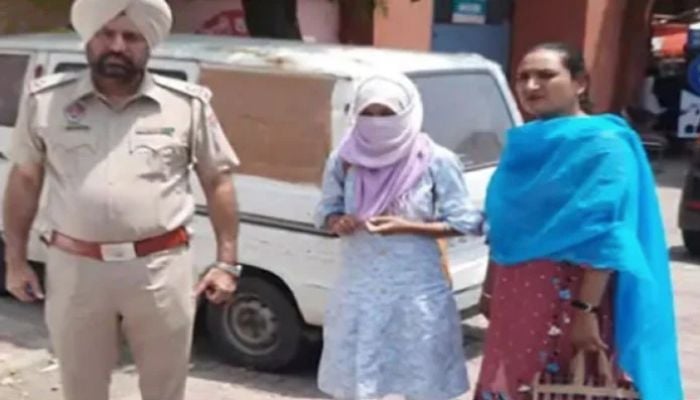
485,114,683,400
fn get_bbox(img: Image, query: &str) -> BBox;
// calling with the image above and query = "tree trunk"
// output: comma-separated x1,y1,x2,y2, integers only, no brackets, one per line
338,0,374,45
242,0,302,39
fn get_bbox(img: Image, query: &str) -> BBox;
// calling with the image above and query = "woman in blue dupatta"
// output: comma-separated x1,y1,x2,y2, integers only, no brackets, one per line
474,43,683,400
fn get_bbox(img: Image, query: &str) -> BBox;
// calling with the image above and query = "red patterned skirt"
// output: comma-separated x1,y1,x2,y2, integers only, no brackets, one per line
473,260,632,400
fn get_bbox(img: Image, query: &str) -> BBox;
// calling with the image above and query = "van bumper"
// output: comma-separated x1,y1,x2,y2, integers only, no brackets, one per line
455,283,482,320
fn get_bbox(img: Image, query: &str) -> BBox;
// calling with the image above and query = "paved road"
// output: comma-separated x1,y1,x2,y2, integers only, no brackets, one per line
0,157,698,399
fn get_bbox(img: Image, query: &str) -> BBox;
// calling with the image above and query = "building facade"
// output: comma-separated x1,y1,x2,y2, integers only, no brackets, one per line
0,0,655,113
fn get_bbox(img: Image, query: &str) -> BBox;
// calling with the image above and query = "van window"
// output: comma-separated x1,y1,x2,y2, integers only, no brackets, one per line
410,71,513,170
0,54,30,126
54,63,188,81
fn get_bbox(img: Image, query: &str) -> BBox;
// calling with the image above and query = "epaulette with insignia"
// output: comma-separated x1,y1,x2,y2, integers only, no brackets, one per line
29,72,79,95
151,74,212,102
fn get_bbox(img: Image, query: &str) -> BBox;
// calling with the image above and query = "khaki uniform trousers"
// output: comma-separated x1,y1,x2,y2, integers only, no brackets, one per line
44,245,196,400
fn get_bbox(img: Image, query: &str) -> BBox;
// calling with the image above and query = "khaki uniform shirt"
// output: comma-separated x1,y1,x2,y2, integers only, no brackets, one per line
10,71,239,242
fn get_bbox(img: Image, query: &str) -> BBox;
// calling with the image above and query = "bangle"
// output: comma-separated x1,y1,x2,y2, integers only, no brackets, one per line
571,299,599,313
211,261,242,279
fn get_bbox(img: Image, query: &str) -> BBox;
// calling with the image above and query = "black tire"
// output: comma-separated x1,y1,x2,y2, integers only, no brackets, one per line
205,276,305,372
683,230,700,257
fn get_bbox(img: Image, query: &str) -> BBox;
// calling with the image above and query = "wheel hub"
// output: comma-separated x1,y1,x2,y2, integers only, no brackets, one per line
225,295,279,355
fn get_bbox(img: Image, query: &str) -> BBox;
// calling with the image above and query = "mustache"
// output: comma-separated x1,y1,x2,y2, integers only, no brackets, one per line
93,52,142,81
97,52,135,68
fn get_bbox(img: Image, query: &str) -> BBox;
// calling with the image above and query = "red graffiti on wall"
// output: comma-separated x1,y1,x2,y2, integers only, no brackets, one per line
195,9,249,36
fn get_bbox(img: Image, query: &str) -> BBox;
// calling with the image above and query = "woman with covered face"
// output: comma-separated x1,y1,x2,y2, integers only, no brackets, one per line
315,71,484,400
475,43,683,400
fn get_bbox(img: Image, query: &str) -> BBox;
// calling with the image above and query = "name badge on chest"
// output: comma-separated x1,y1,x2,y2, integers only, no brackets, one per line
64,101,90,131
135,127,176,136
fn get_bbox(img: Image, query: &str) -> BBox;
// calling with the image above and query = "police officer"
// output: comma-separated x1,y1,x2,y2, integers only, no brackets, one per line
2,1,241,399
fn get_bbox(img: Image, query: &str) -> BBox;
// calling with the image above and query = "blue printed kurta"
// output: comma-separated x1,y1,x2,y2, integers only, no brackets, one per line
315,143,482,400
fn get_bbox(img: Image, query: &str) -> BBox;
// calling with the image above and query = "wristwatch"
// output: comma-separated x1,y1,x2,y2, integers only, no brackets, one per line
571,299,599,313
211,261,243,279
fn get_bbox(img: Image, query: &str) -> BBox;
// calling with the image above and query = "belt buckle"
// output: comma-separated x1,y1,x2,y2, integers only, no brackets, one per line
100,242,137,262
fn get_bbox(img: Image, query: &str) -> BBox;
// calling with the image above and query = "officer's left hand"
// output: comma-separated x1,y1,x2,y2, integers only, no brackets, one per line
195,268,237,304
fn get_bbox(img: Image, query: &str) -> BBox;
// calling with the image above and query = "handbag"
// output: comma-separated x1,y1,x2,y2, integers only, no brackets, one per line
429,166,453,287
436,237,452,287
531,350,640,399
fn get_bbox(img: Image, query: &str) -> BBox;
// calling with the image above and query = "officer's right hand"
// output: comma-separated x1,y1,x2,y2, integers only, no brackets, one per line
6,263,44,302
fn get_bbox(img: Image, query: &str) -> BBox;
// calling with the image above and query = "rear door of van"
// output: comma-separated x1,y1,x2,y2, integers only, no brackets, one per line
0,49,43,229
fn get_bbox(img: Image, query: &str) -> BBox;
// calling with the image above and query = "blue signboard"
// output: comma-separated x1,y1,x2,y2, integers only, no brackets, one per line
452,0,487,24
689,24,700,50
687,55,700,95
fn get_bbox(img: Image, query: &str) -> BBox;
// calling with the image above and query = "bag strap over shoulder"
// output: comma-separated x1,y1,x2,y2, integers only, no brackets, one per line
426,163,453,286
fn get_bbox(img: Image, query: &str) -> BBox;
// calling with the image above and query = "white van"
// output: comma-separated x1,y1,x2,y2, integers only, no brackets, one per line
0,33,522,371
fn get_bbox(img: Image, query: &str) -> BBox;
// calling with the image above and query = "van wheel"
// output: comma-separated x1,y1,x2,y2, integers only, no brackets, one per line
683,230,700,257
205,276,305,372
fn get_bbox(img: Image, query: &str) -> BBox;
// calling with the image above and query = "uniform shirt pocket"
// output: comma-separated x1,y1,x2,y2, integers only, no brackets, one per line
129,133,189,179
45,130,98,180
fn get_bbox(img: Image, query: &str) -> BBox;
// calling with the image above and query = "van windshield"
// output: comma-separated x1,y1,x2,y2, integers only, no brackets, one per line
0,54,30,127
409,71,513,170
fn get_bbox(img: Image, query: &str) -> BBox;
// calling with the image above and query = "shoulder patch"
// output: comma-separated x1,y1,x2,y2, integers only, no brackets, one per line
151,74,212,102
29,72,79,95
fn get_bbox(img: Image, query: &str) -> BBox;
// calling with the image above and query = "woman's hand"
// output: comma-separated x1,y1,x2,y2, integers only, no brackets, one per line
327,214,363,236
570,311,608,352
570,268,611,352
365,216,414,235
